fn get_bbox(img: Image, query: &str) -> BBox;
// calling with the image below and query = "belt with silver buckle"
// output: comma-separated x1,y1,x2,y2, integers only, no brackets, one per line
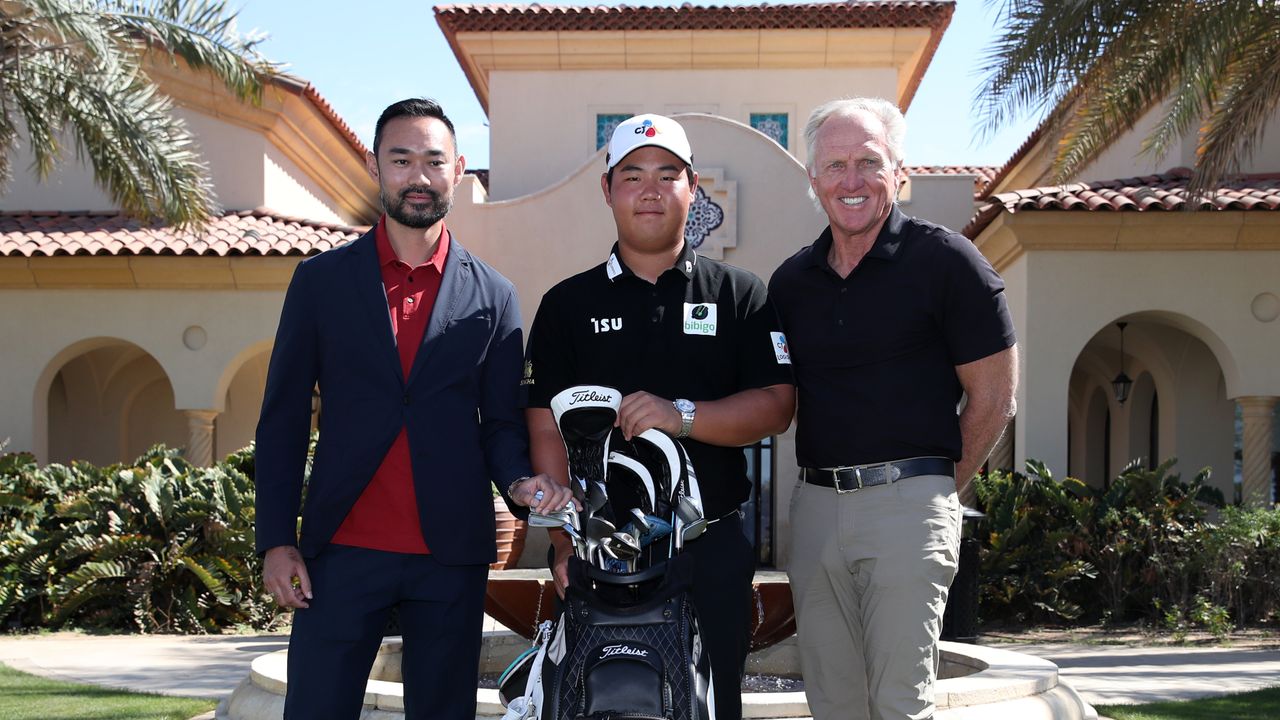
800,457,954,494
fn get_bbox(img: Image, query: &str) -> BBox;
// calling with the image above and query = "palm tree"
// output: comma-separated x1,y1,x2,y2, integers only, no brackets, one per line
0,1,276,226
976,0,1280,197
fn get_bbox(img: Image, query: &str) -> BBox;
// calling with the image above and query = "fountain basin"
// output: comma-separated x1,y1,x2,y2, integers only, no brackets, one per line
218,633,1097,720
485,569,796,652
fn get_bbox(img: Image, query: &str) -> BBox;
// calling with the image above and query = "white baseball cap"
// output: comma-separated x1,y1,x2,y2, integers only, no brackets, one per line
605,114,694,171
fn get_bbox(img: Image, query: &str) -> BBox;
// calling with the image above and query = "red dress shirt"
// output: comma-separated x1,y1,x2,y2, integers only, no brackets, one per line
331,218,448,553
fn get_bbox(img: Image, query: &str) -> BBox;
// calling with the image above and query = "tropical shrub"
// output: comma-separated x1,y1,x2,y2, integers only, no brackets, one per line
970,457,1271,630
972,460,1097,623
1198,506,1280,626
0,445,283,633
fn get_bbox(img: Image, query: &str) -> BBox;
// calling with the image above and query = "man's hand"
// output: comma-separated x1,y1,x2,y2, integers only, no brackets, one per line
263,545,312,609
549,530,575,598
617,391,681,440
508,473,578,514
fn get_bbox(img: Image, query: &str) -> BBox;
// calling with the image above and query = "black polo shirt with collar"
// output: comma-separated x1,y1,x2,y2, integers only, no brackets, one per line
524,241,794,518
768,205,1016,469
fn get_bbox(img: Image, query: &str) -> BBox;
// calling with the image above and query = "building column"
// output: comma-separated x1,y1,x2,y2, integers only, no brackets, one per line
1239,396,1278,506
183,410,219,468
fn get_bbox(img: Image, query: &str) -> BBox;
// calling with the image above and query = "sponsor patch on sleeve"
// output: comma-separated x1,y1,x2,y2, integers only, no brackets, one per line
520,359,535,386
771,332,791,364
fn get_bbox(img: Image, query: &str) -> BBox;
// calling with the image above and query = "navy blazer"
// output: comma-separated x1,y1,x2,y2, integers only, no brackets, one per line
254,228,532,565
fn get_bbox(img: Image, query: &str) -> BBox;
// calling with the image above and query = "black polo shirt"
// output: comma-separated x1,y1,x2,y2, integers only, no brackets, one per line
768,206,1016,468
524,241,794,518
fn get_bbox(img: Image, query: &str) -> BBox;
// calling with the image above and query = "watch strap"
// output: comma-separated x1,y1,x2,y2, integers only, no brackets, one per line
674,401,695,439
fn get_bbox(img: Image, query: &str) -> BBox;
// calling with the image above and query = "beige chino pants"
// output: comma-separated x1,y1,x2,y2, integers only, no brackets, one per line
787,473,961,720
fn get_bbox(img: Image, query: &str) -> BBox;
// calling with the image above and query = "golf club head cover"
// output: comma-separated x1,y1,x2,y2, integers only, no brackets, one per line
606,450,657,516
608,428,708,558
631,428,686,509
550,385,621,503
672,438,702,510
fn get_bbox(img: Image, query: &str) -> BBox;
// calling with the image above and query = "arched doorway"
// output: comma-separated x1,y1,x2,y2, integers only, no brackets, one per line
46,341,185,465
1068,318,1234,498
1127,372,1158,470
1082,386,1110,487
217,349,271,459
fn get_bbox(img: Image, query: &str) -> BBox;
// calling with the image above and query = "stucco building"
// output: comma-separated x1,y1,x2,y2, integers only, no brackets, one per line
1,0,1276,570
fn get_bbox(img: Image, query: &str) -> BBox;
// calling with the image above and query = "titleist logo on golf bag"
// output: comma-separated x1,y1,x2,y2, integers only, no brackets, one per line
570,389,615,405
599,644,649,660
541,556,714,720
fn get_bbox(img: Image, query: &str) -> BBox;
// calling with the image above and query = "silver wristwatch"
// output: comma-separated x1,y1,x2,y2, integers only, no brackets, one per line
673,398,696,439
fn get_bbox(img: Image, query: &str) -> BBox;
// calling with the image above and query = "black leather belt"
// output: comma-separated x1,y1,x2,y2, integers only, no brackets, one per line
801,457,954,494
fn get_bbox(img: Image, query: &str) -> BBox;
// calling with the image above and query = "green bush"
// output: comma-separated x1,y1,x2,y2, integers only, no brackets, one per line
1199,506,1280,625
973,460,1097,623
971,457,1280,631
0,445,284,633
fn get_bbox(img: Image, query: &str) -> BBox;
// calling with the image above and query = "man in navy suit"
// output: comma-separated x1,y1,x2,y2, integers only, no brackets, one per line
254,98,572,720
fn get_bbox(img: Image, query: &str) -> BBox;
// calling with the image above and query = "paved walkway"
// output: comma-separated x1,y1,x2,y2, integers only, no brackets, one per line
2,630,1279,709
998,641,1280,706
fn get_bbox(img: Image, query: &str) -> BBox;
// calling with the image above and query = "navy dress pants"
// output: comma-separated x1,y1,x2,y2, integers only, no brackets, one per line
685,512,755,720
284,544,488,720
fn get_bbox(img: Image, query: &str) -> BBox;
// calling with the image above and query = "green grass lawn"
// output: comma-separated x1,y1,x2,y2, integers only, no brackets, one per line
1097,686,1280,720
0,663,216,720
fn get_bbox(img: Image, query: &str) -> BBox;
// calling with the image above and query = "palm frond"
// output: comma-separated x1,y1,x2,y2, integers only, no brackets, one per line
0,0,274,226
978,0,1280,193
1050,10,1186,182
1137,1,1256,163
1191,14,1280,198
109,0,277,102
976,0,1143,139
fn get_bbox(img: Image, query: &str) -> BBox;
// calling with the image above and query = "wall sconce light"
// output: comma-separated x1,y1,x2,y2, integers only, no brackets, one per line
1112,321,1133,405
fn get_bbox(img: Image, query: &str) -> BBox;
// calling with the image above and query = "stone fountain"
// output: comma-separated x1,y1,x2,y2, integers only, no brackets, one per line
219,570,1097,720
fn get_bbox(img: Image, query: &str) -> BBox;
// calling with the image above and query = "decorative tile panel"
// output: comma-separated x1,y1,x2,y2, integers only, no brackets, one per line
750,113,789,148
596,114,631,150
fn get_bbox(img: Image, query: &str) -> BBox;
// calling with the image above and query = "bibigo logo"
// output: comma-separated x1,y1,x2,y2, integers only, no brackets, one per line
683,303,717,336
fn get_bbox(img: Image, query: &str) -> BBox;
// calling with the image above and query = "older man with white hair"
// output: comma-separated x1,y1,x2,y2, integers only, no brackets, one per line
769,98,1018,720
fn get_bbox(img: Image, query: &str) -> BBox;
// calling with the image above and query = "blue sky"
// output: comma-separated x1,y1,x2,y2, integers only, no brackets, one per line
233,0,1040,169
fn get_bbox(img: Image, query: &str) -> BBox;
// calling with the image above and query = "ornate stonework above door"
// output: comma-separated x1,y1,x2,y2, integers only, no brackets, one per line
685,168,737,260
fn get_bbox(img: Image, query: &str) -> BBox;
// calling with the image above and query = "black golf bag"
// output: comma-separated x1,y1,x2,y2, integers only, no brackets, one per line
503,385,715,720
540,553,714,720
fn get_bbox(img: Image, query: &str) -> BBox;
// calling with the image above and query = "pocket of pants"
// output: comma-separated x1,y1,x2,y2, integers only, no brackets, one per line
788,473,805,517
895,474,957,510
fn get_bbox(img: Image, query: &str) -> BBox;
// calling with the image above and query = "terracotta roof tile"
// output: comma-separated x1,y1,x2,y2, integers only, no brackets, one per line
963,168,1280,238
0,209,367,258
435,2,954,32
904,165,998,196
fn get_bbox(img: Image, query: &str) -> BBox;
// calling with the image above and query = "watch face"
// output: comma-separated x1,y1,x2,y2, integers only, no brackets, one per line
675,399,695,413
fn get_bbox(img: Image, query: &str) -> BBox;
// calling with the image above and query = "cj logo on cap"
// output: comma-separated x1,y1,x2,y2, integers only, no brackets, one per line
634,119,658,137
